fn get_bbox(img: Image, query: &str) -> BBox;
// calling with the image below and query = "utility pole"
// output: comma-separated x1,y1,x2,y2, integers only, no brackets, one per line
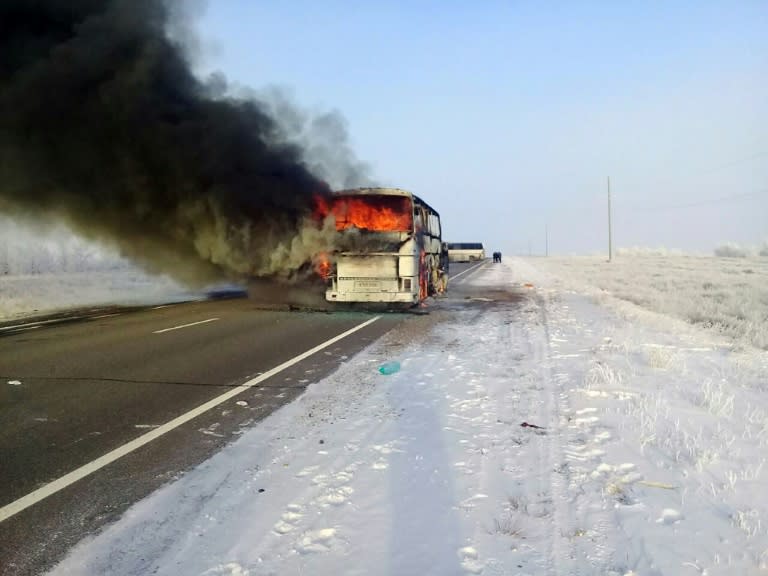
607,176,613,262
545,224,549,257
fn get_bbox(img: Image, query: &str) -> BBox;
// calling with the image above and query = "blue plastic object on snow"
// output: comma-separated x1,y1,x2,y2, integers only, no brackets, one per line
378,361,401,375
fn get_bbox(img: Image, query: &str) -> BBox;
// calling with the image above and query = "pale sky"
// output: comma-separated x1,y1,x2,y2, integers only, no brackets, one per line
195,1,767,255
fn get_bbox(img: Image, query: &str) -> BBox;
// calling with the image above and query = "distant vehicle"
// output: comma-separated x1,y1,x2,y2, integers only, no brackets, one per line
316,187,447,305
447,242,485,263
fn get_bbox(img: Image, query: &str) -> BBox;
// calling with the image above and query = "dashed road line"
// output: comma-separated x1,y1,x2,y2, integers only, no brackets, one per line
0,315,381,523
0,317,85,332
451,261,487,283
153,318,220,334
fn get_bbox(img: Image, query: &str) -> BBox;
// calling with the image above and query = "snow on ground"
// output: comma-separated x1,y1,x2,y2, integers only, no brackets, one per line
0,270,201,321
0,216,202,321
525,254,768,351
48,258,768,575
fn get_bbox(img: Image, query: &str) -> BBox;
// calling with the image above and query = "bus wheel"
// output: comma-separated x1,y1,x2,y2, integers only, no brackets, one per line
429,259,440,295
437,271,447,294
419,256,428,301
423,255,433,296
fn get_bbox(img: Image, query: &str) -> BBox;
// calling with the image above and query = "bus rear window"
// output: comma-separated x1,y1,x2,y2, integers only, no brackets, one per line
316,195,413,232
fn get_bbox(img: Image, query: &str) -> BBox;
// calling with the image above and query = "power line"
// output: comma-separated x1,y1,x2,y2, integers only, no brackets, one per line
624,149,768,192
634,189,766,212
697,150,768,176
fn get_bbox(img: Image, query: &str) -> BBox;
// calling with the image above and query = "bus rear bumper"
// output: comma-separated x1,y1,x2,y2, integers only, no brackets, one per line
325,290,419,304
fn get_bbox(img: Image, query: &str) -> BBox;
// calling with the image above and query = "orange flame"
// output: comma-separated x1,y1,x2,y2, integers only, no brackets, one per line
315,195,413,232
315,253,332,279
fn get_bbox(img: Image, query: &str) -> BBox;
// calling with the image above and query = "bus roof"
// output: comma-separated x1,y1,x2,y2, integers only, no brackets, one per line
335,187,412,198
333,187,440,217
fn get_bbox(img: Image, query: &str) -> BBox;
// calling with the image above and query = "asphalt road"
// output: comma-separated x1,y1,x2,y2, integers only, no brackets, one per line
0,296,404,575
0,261,484,575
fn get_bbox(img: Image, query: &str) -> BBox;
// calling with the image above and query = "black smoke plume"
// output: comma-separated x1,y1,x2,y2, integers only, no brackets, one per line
0,0,347,285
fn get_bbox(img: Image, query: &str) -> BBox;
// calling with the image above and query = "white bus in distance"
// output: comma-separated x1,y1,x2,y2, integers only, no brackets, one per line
447,242,485,263
316,188,446,305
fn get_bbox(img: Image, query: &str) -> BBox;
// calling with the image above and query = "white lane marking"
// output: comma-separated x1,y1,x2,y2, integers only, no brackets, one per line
0,317,84,332
0,315,381,523
461,265,486,283
6,326,42,333
153,318,219,334
451,261,487,282
2,310,121,332
152,304,174,310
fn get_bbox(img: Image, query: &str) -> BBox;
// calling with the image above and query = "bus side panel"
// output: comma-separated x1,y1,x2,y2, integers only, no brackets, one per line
398,254,417,277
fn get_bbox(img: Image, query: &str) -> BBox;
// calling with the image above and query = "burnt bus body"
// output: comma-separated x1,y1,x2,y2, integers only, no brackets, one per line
318,188,445,305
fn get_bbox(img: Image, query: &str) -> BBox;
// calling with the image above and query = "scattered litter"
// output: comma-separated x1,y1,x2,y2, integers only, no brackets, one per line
523,283,535,288
378,361,401,375
8,380,22,386
199,423,225,438
520,422,545,429
236,400,249,407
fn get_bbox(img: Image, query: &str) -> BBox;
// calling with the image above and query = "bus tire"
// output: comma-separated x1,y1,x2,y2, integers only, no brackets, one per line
423,255,434,296
430,259,440,295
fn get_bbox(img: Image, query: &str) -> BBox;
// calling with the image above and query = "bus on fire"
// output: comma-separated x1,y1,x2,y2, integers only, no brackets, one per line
315,187,447,305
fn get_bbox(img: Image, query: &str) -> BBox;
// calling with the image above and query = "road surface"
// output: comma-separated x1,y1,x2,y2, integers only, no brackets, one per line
0,262,483,575
0,299,392,574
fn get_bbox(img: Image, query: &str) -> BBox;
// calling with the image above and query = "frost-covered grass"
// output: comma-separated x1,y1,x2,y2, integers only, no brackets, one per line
0,270,199,321
0,217,201,320
0,215,129,275
713,241,768,258
528,253,768,350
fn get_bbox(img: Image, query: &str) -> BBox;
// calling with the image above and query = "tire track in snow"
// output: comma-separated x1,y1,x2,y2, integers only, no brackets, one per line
543,292,621,575
528,294,576,576
533,291,617,575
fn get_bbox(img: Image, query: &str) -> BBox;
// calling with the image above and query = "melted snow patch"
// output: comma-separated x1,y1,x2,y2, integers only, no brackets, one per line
297,528,337,554
657,508,683,525
202,562,250,576
457,546,484,574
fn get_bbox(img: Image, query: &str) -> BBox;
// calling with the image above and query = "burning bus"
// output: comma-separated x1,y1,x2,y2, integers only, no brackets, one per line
315,188,447,305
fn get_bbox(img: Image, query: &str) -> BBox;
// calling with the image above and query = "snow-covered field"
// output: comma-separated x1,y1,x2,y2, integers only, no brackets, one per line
0,270,200,321
0,218,201,321
526,254,768,351
46,257,768,576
